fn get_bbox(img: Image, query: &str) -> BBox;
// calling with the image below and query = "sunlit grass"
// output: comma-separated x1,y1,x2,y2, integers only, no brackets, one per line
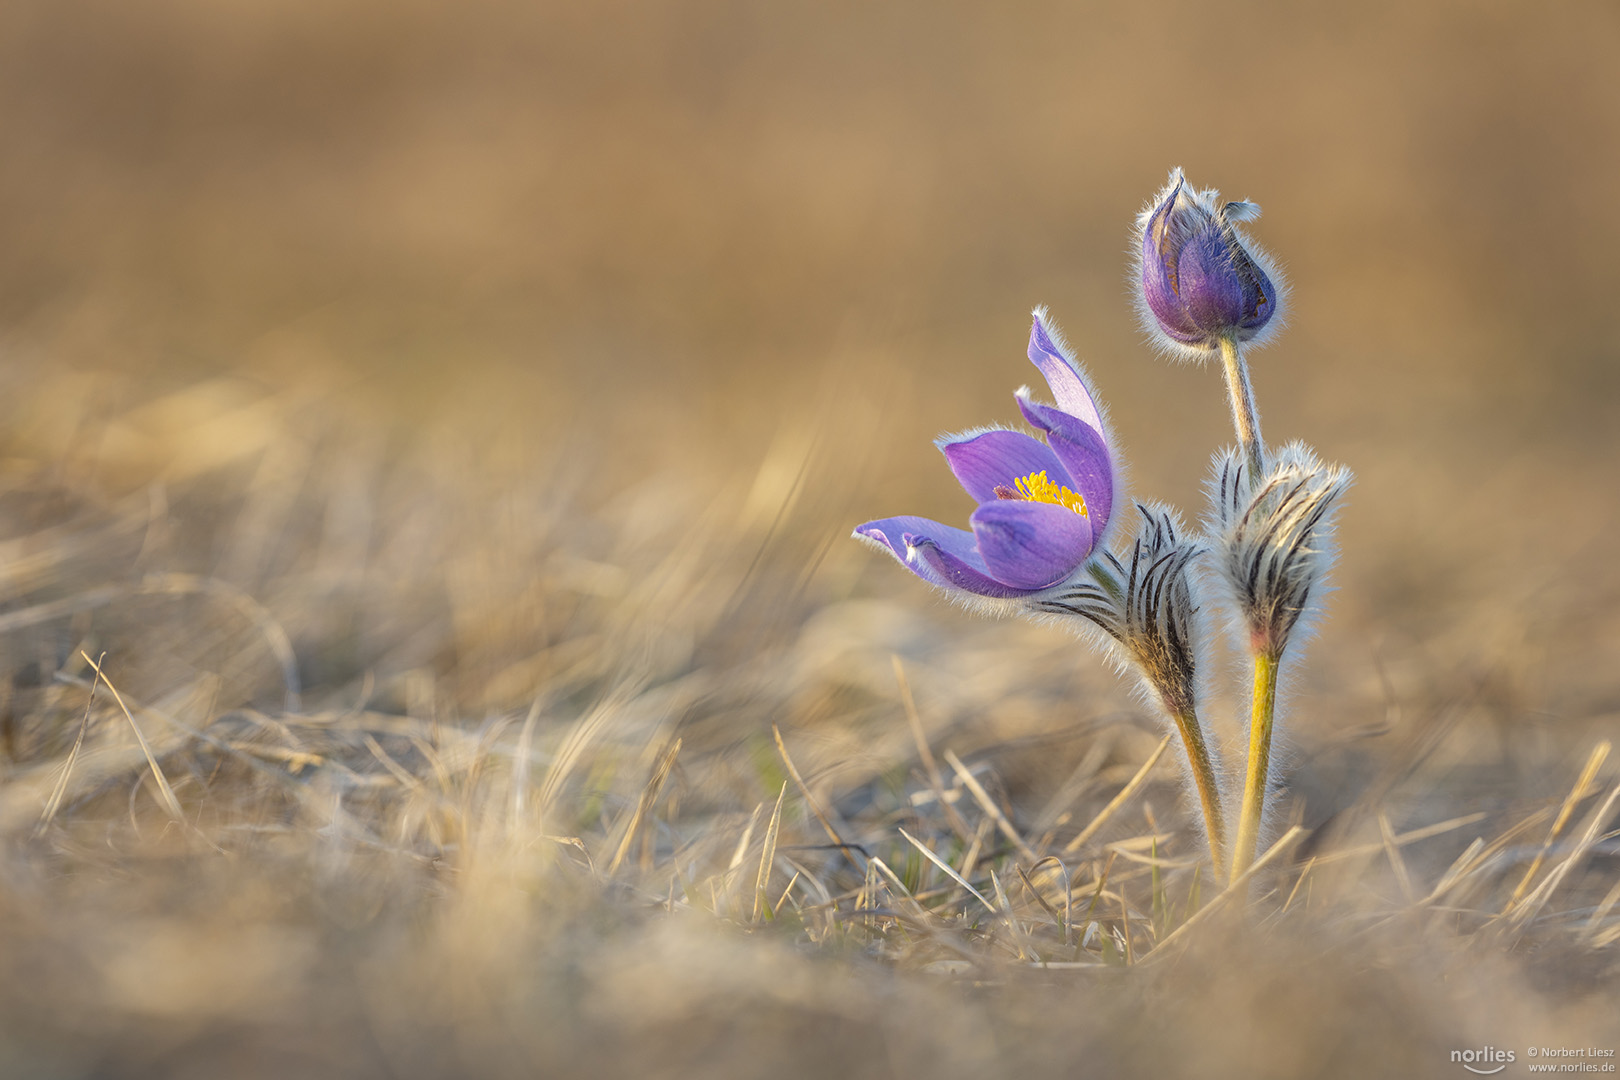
0,369,1616,1078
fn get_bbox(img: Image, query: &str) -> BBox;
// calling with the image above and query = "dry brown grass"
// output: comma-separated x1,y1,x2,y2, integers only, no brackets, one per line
1,3,1619,1077
0,363,1615,1079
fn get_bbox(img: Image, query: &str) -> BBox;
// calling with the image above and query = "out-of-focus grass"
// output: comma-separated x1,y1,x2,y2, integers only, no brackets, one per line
0,364,1615,1079
1,2,1619,1076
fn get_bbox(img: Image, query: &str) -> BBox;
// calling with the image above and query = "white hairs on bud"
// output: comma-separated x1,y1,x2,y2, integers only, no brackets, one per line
1130,167,1292,365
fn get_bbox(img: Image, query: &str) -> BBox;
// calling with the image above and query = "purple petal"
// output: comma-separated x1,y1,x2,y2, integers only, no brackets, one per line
1140,177,1208,344
939,429,1074,503
1016,397,1115,538
1176,226,1248,332
969,499,1094,590
853,515,1029,598
1234,251,1277,336
1028,315,1106,434
852,515,957,581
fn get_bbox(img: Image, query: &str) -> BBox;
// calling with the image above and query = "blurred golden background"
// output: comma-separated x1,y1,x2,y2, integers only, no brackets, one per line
4,0,1618,598
1,2,1618,1076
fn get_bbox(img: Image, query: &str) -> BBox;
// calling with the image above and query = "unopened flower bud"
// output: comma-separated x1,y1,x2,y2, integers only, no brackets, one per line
1137,169,1283,361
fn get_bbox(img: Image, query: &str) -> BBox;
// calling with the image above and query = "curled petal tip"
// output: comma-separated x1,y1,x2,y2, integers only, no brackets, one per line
1025,311,1106,434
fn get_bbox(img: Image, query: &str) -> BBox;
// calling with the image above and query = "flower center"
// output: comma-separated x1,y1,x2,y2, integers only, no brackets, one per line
994,471,1088,517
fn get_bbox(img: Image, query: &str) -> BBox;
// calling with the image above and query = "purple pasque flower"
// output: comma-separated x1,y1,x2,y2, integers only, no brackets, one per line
1137,168,1284,361
853,310,1118,600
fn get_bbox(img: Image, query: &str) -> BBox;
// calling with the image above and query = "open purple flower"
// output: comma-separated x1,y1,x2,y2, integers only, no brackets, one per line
1137,168,1283,360
853,310,1118,599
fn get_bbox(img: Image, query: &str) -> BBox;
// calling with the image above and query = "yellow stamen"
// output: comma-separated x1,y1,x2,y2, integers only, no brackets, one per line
995,471,1088,517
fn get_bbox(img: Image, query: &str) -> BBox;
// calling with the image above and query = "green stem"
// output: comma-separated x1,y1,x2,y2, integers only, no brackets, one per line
1218,336,1265,485
1230,650,1280,880
1170,707,1228,883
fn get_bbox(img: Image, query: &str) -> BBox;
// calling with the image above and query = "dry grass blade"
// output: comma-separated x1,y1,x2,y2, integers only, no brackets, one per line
773,724,862,869
1140,826,1308,963
1017,860,1069,941
1063,734,1172,855
943,749,1036,862
364,734,425,791
608,737,682,876
0,579,303,714
868,857,935,925
728,803,764,874
536,681,638,819
1281,856,1316,913
893,655,971,841
1378,811,1415,902
0,586,125,635
989,869,1030,960
773,870,801,917
81,652,185,824
1307,812,1488,866
1422,838,1486,906
752,780,787,921
1583,876,1620,941
1503,780,1620,931
509,695,544,828
33,654,105,839
899,827,997,917
1503,739,1610,911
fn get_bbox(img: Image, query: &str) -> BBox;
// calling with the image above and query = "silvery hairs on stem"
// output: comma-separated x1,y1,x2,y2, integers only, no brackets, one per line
1207,440,1352,661
1032,502,1229,867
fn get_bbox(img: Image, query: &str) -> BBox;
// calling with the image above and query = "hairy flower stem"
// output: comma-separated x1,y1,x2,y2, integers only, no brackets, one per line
1230,649,1280,880
1218,336,1265,486
1170,707,1228,882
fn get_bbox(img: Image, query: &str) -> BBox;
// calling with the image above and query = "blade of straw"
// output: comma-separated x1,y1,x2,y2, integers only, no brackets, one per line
990,868,1030,960
1063,734,1172,855
364,734,427,792
899,826,997,916
1379,811,1415,902
608,737,681,875
509,694,544,828
1421,837,1485,906
1506,780,1620,931
773,724,864,870
536,679,641,817
728,803,764,873
1582,875,1620,941
81,652,184,824
1308,812,1487,865
868,856,933,923
893,655,971,841
1140,826,1308,963
752,780,787,921
34,655,105,838
1504,739,1610,910
773,870,802,917
1017,860,1068,937
944,749,1036,862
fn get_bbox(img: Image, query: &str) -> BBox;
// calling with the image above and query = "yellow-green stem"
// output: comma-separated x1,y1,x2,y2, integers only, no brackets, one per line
1218,336,1265,485
1230,651,1280,880
1170,708,1228,883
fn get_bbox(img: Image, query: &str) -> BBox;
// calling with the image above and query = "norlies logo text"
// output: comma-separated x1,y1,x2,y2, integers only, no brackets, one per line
1453,1047,1517,1075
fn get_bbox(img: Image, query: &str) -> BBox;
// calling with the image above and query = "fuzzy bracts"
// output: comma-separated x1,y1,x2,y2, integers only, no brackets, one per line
1207,441,1352,660
850,169,1353,882
1032,503,1205,724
